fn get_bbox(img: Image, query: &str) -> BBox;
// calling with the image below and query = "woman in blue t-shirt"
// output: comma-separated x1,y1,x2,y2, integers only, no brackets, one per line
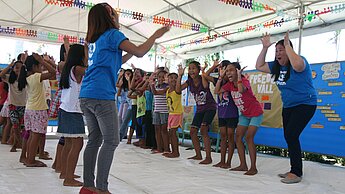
256,32,317,184
79,3,169,194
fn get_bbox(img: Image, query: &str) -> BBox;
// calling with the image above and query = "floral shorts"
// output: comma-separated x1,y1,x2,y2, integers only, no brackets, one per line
24,109,48,134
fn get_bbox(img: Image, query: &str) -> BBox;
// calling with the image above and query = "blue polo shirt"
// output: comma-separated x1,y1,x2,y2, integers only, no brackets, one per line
80,29,128,100
268,56,317,108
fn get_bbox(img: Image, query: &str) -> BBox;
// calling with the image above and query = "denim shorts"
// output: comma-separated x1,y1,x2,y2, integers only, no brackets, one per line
218,117,239,128
191,110,216,129
152,112,169,125
238,114,263,127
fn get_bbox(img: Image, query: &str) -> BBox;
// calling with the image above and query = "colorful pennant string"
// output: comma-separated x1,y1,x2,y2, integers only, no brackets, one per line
0,25,85,44
45,0,209,32
218,0,276,12
152,2,345,53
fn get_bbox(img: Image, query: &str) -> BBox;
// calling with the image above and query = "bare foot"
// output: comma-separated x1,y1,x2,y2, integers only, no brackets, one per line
126,141,131,144
52,162,56,169
133,141,140,147
19,157,27,163
199,157,212,165
187,155,202,160
10,147,17,152
63,178,83,187
212,162,224,168
230,165,248,171
151,149,163,154
55,169,62,173
165,153,180,158
244,168,258,176
60,174,66,179
220,163,231,169
74,174,81,178
39,155,53,160
25,161,47,167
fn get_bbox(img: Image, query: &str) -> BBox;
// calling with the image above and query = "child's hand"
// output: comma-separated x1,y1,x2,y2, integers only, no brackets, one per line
237,66,247,77
213,60,220,67
177,64,185,76
219,67,226,78
131,63,136,70
261,32,274,49
201,62,207,73
284,31,290,47
33,53,44,63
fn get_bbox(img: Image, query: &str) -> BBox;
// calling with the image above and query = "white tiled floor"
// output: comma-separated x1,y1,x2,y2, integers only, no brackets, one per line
1,139,345,194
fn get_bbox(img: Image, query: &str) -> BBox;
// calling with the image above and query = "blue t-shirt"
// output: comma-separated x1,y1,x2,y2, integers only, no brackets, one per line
80,29,128,100
268,56,317,108
145,90,153,111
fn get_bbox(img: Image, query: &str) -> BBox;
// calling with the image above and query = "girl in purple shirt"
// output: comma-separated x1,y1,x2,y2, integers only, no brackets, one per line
202,60,239,169
177,61,217,165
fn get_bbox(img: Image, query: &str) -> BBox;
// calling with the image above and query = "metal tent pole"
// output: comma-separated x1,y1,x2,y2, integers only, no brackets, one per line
298,2,305,55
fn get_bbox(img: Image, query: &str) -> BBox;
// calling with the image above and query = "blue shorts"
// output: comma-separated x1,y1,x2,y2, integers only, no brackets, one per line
238,114,263,127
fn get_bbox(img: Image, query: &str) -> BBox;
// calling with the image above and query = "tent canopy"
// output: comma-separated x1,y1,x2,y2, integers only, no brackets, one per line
0,0,344,59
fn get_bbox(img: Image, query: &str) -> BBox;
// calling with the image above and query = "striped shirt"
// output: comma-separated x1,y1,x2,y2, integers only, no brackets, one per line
153,83,168,113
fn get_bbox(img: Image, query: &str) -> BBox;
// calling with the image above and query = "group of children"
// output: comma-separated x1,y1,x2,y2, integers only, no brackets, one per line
0,37,88,187
119,59,263,176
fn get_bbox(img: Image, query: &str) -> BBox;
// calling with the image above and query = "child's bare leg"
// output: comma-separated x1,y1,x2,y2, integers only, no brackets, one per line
52,142,63,171
127,127,134,144
60,138,72,179
230,126,248,171
187,127,202,160
154,125,163,152
25,132,46,167
199,124,212,164
223,128,235,169
5,118,13,145
1,118,9,144
161,124,170,153
20,131,29,163
165,128,179,158
38,134,51,159
244,126,258,176
214,127,227,167
63,137,83,187
10,127,20,152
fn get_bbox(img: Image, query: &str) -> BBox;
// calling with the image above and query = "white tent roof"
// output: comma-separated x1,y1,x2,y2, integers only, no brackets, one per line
0,0,344,59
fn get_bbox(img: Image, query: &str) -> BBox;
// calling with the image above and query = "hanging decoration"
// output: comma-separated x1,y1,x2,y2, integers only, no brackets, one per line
45,0,94,10
45,0,209,32
152,2,345,53
218,0,276,12
0,25,85,44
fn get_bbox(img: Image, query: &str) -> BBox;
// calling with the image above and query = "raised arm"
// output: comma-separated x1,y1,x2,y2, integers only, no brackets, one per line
176,65,188,93
284,32,305,72
256,33,273,73
33,54,56,81
0,59,15,79
119,26,169,57
236,67,247,94
214,67,226,94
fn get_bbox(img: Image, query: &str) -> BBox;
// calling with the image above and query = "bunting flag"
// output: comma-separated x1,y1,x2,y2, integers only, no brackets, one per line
45,0,209,32
218,0,276,12
0,25,85,44
152,2,345,53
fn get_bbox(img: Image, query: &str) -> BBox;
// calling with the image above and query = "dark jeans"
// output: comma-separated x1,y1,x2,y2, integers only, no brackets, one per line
283,104,316,177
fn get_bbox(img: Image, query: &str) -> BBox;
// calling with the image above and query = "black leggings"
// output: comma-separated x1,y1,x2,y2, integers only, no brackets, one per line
282,104,316,177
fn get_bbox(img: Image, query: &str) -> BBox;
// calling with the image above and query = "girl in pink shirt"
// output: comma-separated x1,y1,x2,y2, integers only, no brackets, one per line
215,62,263,176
